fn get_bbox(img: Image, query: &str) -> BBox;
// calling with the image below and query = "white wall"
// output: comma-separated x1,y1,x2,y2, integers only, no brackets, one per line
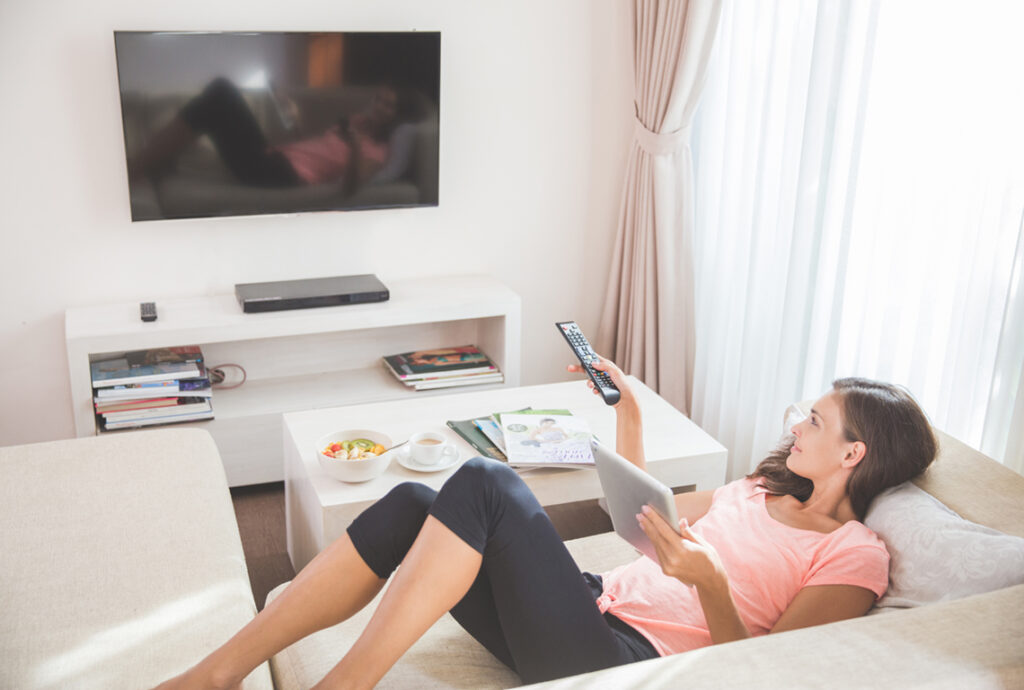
0,0,633,446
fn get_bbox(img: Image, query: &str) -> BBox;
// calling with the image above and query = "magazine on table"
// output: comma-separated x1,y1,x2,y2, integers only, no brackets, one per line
446,417,507,462
499,412,595,468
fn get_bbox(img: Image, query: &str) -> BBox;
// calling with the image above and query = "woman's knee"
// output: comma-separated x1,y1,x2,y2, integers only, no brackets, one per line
381,481,436,516
347,482,437,578
452,456,523,493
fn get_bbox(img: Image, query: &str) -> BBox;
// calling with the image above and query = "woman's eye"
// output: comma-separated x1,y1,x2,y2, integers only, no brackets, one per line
810,417,818,427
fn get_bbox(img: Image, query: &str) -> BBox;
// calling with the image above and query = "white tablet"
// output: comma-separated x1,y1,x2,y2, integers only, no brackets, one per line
592,441,680,561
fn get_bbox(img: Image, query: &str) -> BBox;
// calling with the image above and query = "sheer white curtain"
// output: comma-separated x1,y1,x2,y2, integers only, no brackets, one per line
690,0,1024,480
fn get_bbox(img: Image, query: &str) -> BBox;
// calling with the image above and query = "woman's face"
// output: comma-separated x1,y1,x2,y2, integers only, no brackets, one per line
369,87,399,127
786,392,858,481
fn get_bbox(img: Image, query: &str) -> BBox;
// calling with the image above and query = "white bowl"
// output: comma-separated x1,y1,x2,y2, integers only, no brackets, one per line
316,429,394,483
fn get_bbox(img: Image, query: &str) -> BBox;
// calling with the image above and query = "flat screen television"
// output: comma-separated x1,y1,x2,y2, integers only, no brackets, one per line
114,31,440,221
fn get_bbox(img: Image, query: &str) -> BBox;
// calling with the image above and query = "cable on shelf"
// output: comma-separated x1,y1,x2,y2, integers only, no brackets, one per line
209,363,247,390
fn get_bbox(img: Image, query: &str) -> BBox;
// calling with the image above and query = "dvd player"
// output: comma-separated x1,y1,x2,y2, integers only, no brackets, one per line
235,274,390,313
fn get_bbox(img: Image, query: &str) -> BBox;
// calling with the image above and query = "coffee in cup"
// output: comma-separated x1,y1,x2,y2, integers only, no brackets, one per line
409,431,455,466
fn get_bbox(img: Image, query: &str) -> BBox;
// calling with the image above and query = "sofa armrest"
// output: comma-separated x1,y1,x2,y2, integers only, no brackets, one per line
523,584,1024,689
0,429,273,689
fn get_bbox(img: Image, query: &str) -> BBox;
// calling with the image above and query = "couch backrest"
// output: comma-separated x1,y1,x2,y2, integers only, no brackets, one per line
914,428,1024,537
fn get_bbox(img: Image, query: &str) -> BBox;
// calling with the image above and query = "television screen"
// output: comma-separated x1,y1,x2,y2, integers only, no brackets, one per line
114,31,440,221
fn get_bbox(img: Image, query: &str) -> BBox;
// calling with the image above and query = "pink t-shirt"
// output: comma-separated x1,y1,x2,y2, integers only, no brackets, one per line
596,477,889,656
277,125,391,185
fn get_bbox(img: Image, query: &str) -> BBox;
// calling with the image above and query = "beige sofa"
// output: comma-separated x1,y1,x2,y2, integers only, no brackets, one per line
0,429,272,690
2,424,1020,689
267,428,1024,689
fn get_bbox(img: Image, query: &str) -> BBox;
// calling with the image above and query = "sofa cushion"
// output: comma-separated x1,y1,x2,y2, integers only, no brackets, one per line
266,585,520,689
864,481,1024,609
0,429,272,689
524,584,1024,689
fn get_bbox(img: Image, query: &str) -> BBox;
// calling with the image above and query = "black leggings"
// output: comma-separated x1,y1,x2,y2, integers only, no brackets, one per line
179,77,300,187
346,457,658,685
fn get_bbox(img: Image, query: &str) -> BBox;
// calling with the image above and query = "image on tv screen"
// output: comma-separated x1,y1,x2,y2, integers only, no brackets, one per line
115,31,440,221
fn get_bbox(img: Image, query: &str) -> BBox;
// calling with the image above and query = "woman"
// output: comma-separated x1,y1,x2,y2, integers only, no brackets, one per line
158,358,936,689
130,78,402,192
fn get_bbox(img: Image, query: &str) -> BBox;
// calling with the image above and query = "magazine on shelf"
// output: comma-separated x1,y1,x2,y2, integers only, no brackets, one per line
124,346,203,367
102,409,215,430
499,412,595,468
100,398,212,423
94,378,212,402
382,345,499,382
91,358,204,388
94,381,183,399
94,397,180,414
412,372,504,391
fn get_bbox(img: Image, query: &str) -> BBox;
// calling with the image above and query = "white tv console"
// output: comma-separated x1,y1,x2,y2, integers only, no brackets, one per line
65,274,522,486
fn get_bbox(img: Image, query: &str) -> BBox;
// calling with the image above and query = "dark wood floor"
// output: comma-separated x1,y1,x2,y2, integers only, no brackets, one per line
229,482,297,610
230,483,615,611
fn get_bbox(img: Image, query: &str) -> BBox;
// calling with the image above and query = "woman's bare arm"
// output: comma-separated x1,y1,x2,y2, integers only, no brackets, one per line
675,490,715,526
567,357,646,469
770,585,876,633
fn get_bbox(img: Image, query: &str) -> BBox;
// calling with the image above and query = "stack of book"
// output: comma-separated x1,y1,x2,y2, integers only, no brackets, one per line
447,408,595,469
91,346,214,431
382,345,504,391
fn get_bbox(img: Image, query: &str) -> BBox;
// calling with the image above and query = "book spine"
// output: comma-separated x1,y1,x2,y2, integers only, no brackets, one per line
91,367,202,389
102,401,212,422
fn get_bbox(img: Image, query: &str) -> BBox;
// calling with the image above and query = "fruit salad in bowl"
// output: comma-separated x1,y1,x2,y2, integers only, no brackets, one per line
316,429,393,483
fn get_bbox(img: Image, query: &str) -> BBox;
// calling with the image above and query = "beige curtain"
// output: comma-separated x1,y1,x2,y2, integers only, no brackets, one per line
597,0,722,415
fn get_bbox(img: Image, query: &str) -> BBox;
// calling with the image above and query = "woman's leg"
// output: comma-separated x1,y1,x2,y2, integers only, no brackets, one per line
440,460,640,683
317,515,483,689
137,77,297,186
156,483,435,690
319,459,637,688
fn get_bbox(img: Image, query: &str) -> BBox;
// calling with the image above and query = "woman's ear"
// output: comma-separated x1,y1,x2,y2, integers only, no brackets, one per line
843,441,867,468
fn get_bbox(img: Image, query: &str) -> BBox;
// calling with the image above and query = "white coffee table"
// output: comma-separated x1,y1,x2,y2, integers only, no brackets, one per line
283,377,727,571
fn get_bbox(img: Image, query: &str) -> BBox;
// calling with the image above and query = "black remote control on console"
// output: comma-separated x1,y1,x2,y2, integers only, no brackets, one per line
140,302,157,322
556,321,621,406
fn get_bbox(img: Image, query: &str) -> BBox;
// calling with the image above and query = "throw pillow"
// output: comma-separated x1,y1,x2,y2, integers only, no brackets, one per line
864,481,1024,609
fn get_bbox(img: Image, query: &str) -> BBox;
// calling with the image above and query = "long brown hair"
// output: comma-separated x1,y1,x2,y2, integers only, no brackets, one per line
748,378,937,520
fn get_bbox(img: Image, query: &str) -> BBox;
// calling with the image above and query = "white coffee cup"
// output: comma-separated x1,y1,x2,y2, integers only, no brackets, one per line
409,431,456,466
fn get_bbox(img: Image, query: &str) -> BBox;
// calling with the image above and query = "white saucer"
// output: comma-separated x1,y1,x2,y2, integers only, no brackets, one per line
396,444,461,473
